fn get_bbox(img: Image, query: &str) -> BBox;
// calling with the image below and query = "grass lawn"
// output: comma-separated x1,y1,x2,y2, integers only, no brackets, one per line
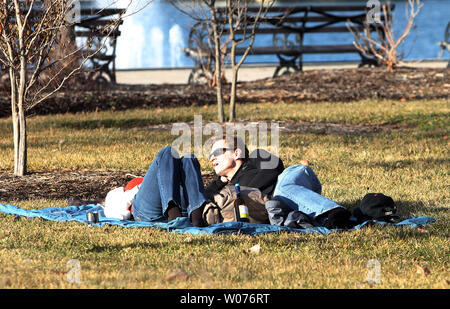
0,99,448,289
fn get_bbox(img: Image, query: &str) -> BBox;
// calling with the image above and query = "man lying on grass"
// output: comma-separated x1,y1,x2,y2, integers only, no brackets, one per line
95,135,354,229
204,135,354,229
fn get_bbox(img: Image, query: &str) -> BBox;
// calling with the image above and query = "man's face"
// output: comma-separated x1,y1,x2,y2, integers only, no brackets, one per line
209,140,237,176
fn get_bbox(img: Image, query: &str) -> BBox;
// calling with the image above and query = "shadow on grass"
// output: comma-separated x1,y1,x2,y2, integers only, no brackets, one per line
88,241,166,253
343,198,446,218
368,157,449,170
54,118,161,130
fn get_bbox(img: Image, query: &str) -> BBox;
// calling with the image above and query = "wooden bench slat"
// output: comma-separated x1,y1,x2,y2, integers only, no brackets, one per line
223,25,377,35
79,8,126,16
75,30,121,38
234,44,358,55
218,4,395,13
186,45,358,57
217,14,391,24
83,51,115,61
76,19,124,27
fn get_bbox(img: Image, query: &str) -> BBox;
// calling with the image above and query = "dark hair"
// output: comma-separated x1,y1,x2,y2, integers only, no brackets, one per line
212,134,249,160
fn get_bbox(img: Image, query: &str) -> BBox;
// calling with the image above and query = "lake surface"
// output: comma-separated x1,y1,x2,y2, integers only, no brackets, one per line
109,0,450,69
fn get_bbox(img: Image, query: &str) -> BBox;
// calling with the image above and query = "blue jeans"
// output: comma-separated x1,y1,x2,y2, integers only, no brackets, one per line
132,146,208,222
272,165,343,219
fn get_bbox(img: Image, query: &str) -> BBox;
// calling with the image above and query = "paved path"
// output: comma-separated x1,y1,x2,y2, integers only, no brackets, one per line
116,60,449,85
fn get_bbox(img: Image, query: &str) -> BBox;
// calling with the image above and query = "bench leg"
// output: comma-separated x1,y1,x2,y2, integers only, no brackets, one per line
86,61,114,84
358,52,379,68
188,67,208,85
273,55,301,78
272,66,282,78
100,65,115,84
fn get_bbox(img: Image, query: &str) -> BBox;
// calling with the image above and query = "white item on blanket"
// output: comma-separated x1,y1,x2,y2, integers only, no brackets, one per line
104,185,139,220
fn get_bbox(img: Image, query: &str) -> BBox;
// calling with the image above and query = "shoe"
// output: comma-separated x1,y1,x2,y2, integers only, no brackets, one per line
166,202,182,222
318,207,353,229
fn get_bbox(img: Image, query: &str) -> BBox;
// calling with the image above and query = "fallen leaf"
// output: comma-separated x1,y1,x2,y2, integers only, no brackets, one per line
165,269,189,282
299,159,310,166
416,264,431,276
416,228,428,233
183,237,193,243
247,244,261,255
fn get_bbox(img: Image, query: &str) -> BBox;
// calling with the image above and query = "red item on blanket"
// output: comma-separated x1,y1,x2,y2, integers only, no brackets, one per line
124,177,144,214
124,177,144,191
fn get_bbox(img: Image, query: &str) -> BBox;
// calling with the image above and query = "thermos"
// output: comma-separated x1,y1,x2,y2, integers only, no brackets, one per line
86,211,99,224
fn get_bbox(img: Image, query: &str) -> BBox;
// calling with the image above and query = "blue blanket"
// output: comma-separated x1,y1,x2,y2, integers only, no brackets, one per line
0,203,436,235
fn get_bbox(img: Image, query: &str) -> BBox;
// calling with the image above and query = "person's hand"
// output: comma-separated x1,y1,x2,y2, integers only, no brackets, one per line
220,176,229,183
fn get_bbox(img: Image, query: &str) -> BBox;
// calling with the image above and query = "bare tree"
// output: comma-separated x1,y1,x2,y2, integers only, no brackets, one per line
226,0,272,122
170,0,272,123
206,0,225,123
171,0,226,122
348,0,423,72
0,0,125,176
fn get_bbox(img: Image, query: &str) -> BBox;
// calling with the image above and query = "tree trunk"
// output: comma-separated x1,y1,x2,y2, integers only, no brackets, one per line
16,103,27,176
229,68,238,122
14,50,28,176
229,41,238,122
214,39,225,123
9,68,20,174
10,78,27,176
209,2,225,123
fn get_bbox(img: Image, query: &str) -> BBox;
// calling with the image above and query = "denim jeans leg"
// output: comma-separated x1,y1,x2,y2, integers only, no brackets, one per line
132,147,207,222
179,154,208,217
273,165,343,218
133,146,183,222
132,148,167,222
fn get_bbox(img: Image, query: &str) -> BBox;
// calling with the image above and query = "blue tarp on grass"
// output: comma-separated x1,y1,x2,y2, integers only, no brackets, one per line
0,203,436,235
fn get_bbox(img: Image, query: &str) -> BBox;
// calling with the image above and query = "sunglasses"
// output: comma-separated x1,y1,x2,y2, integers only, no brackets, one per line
209,147,233,161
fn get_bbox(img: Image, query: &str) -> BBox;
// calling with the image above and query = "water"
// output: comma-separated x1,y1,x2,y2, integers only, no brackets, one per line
169,24,184,67
114,0,194,68
108,0,450,69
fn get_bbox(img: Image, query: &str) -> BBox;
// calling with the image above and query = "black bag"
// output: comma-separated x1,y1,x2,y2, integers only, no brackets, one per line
353,193,400,223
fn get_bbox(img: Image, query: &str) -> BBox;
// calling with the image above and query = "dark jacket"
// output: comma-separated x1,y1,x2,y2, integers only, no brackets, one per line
205,149,284,200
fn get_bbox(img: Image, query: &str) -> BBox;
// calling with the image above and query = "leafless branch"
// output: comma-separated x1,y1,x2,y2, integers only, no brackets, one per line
347,0,423,71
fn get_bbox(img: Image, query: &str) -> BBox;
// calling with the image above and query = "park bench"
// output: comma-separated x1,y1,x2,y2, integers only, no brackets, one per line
184,4,395,84
74,7,125,83
0,4,124,85
438,22,450,68
0,6,124,85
